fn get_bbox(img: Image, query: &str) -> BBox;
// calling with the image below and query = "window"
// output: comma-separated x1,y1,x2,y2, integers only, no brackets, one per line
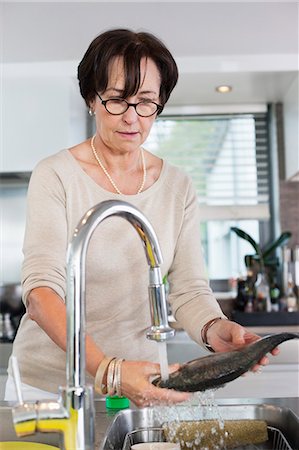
145,110,271,280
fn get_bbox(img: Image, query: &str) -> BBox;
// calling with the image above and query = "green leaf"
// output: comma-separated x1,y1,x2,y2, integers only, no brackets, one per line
230,227,261,254
262,231,292,259
244,254,253,268
264,256,280,267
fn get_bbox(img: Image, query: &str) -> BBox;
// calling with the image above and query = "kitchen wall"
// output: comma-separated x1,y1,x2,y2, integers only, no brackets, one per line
1,178,298,286
279,180,299,247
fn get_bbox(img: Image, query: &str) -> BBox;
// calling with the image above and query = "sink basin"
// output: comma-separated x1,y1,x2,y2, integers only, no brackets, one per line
0,404,62,448
101,403,299,450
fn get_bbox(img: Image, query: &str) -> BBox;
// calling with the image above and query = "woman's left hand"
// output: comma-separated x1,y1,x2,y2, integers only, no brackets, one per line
206,319,280,371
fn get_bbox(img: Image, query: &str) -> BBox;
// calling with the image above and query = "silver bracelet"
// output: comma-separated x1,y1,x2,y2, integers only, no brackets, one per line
107,358,117,396
115,358,124,397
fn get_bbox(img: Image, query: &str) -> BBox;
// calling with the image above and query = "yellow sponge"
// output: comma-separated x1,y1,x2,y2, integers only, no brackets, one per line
163,419,268,449
0,443,58,450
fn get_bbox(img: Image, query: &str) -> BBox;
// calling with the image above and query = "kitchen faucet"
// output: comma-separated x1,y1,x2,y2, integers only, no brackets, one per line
13,200,175,450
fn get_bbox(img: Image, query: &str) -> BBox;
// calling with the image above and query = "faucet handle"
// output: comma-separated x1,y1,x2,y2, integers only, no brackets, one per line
13,403,38,436
11,355,38,436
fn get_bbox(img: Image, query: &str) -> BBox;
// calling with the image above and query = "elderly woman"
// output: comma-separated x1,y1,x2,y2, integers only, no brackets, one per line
5,29,276,406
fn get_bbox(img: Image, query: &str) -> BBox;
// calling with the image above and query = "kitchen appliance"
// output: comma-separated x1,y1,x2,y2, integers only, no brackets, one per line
0,284,25,342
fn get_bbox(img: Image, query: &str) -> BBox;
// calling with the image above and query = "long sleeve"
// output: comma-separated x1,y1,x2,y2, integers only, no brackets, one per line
166,177,226,346
13,149,226,392
22,159,68,304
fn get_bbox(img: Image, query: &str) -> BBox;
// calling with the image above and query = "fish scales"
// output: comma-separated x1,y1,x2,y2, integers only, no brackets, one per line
153,332,299,392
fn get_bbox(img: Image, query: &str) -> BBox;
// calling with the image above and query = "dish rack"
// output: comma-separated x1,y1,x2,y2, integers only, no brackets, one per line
122,426,293,450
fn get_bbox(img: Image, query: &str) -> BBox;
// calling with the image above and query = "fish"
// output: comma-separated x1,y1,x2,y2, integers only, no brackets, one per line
152,332,299,392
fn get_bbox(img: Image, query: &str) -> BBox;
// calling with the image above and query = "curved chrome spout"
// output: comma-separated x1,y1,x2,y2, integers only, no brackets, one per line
14,200,174,450
66,200,175,390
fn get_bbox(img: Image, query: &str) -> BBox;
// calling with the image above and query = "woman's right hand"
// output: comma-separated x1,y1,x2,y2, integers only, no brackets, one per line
120,360,191,407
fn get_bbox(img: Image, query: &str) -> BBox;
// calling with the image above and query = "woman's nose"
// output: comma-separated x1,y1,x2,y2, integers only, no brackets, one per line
121,105,139,123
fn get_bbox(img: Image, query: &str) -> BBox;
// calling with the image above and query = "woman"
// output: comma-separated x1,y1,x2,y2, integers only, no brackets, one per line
5,29,277,406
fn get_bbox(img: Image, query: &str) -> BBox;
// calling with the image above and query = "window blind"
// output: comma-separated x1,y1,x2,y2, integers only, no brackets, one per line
145,113,270,221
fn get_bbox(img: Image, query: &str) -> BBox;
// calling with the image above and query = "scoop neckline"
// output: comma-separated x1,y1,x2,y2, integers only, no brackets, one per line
64,148,167,198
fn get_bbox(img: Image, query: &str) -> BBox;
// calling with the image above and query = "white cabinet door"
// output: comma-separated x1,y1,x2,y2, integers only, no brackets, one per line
2,75,86,172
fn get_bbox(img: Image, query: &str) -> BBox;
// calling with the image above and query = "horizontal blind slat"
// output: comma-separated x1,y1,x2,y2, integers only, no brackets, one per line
145,112,269,215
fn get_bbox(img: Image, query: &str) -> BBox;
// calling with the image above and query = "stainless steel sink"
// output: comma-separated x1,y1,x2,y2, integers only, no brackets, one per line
101,403,299,450
0,403,62,447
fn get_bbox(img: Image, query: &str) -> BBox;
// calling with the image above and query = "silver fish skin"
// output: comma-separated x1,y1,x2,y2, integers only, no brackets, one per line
152,332,299,392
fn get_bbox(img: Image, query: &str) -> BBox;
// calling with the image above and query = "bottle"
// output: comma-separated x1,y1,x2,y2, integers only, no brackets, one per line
282,246,291,296
244,296,254,313
270,288,280,312
244,271,255,313
285,273,298,312
235,278,247,311
254,272,271,312
270,280,281,312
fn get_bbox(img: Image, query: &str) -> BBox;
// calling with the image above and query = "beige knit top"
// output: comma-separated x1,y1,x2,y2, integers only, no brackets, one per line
10,149,225,393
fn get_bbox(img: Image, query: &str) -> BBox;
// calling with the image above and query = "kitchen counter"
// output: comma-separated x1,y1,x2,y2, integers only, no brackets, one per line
92,396,299,448
1,396,298,448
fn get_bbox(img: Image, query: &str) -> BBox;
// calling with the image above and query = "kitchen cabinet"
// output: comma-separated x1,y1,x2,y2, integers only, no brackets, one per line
1,74,86,172
0,373,7,401
283,73,299,181
0,343,12,400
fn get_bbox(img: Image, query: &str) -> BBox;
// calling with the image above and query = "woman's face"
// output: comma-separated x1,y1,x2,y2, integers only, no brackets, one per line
92,57,161,154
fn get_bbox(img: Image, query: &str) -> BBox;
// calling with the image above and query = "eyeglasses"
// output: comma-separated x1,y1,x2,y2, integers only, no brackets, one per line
95,92,163,117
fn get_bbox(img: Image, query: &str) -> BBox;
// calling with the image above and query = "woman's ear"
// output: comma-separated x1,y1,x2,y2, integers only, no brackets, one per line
88,100,96,116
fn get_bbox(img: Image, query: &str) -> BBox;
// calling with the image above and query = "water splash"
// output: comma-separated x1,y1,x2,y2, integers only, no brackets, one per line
153,389,229,450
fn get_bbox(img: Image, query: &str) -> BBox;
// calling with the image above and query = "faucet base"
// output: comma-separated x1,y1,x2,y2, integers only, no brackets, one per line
146,326,175,342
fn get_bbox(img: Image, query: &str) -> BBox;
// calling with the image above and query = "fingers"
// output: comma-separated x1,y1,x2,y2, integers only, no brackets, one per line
168,363,180,374
271,346,280,356
132,386,191,408
243,331,261,344
143,362,162,377
251,355,269,372
250,346,280,372
122,361,190,408
146,362,180,380
231,326,247,346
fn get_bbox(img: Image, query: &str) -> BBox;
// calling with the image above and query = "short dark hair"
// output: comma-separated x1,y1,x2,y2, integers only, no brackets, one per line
78,29,178,114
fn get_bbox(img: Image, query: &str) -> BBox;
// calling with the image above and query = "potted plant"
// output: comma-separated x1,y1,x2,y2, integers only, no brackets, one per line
230,227,291,285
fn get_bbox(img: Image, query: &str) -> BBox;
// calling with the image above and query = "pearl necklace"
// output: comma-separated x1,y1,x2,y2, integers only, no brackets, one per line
90,135,146,195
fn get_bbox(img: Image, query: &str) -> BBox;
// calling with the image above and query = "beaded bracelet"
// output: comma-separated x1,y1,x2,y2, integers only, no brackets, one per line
201,317,223,352
94,356,116,395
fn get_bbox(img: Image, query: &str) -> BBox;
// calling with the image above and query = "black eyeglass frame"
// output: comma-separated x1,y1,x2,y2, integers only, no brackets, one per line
94,92,163,117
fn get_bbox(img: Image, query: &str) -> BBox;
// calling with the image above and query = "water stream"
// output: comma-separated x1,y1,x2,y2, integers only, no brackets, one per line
154,391,228,450
157,341,169,381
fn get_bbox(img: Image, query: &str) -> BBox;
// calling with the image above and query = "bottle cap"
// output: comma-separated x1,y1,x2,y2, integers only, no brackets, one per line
105,395,130,410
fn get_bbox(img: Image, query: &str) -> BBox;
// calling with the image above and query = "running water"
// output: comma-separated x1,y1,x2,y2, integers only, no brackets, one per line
154,390,227,450
157,341,169,381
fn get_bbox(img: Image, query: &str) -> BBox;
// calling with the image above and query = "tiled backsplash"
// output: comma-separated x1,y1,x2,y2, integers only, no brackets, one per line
279,180,299,247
